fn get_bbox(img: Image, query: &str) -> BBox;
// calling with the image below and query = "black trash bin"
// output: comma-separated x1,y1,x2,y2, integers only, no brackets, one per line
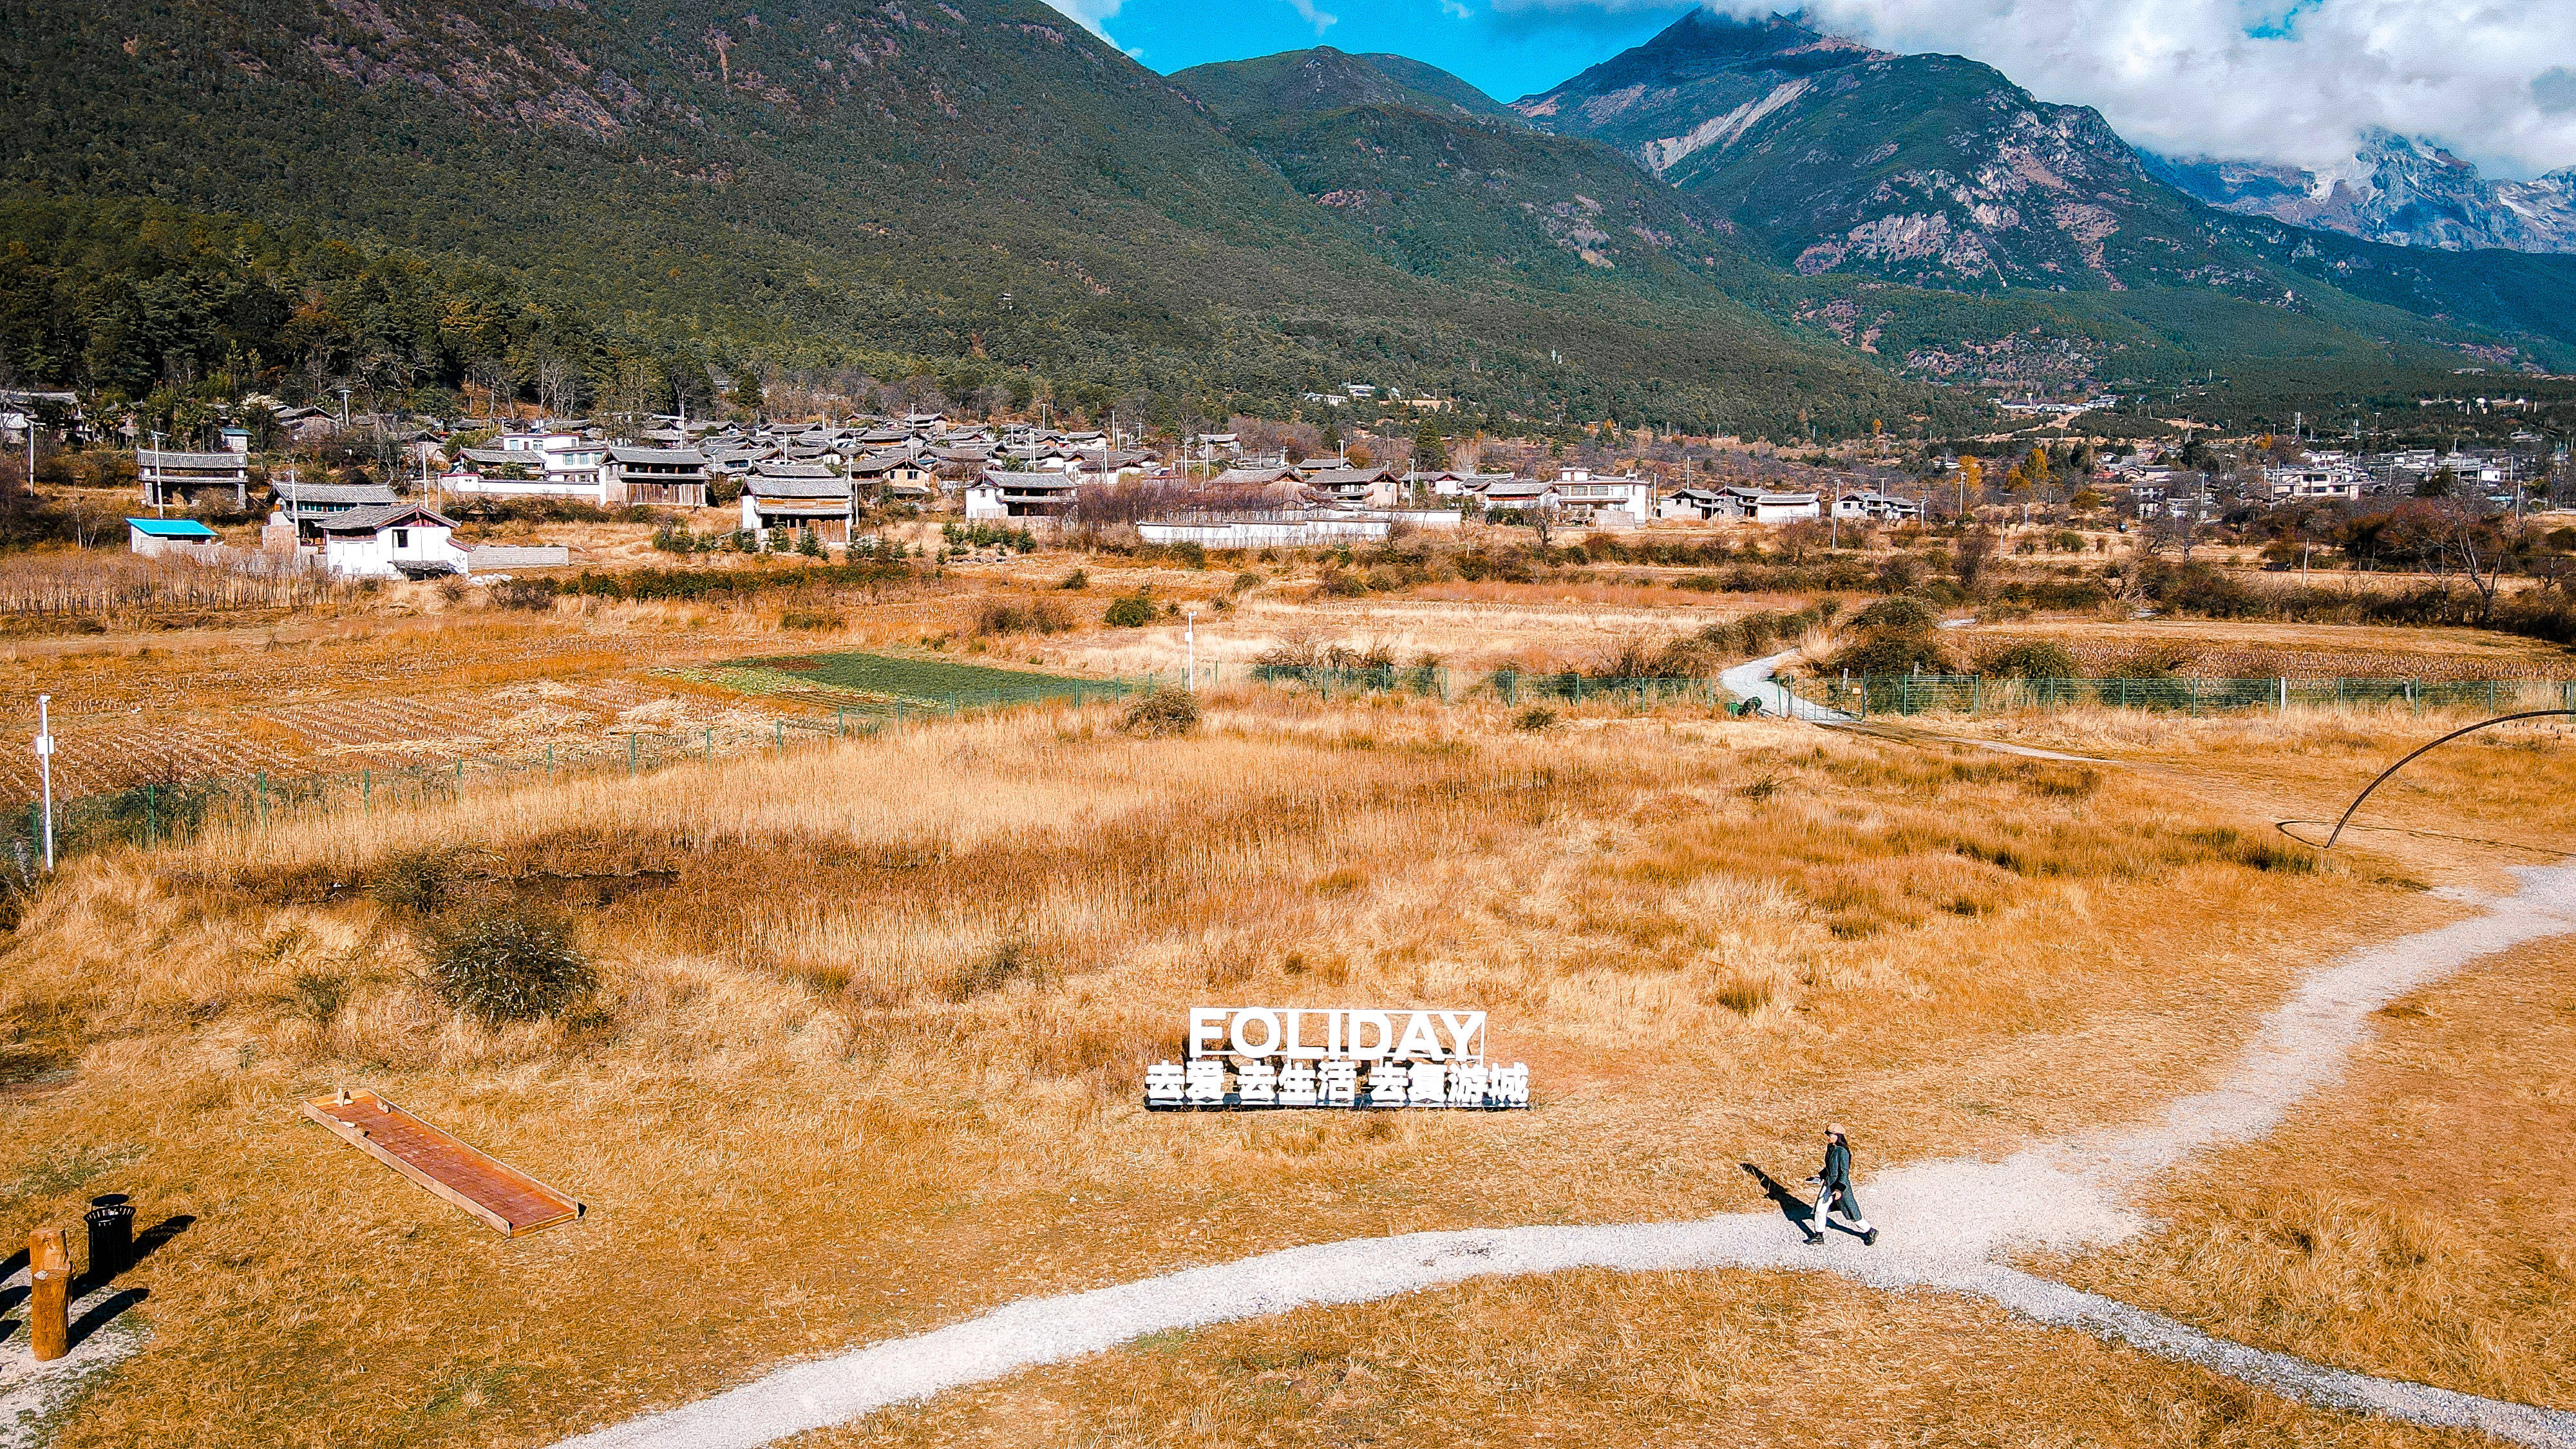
84,1199,135,1284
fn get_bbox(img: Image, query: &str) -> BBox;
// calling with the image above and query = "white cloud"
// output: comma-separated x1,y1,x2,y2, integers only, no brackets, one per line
1285,0,1341,35
1039,0,1142,56
1689,0,2576,178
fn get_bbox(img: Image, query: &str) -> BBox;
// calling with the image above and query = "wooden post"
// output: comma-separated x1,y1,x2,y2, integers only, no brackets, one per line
27,1227,70,1361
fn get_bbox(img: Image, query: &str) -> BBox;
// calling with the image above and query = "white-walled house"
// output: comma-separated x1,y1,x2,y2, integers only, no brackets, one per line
1834,491,1926,522
443,432,611,503
964,468,1083,518
1550,469,1653,527
1656,486,1822,523
741,464,855,542
316,503,468,578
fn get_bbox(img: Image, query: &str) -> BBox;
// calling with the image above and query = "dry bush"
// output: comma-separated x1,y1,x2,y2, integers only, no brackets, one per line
422,903,597,1025
974,598,1072,636
1118,687,1201,737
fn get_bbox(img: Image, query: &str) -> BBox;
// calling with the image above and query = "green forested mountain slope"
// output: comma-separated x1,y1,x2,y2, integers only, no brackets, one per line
1171,48,1517,126
0,0,1949,436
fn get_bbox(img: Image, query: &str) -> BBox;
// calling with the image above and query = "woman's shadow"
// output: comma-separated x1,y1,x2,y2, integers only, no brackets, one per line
1739,1162,1823,1238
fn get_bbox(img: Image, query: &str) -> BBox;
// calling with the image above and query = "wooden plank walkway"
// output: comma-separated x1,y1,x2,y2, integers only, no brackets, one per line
304,1089,582,1236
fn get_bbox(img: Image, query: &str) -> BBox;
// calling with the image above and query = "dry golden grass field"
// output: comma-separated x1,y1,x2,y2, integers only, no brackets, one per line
0,538,2570,1448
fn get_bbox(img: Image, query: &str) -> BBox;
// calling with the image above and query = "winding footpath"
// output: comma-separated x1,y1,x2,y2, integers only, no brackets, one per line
549,672,2576,1449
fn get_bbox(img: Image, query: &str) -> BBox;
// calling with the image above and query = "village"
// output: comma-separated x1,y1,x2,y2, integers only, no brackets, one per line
9,381,2566,582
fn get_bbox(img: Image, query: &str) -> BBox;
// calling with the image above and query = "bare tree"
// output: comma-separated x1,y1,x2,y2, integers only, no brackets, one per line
2435,498,2512,620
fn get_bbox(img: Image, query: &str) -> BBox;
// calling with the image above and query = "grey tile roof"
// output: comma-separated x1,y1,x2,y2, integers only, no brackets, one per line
605,445,706,466
316,502,457,533
275,480,401,506
137,450,250,471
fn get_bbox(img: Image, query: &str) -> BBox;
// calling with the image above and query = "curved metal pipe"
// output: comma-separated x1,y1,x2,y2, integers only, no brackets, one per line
2326,710,2576,849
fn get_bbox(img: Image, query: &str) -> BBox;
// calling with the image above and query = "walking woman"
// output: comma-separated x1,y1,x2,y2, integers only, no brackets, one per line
1806,1123,1878,1245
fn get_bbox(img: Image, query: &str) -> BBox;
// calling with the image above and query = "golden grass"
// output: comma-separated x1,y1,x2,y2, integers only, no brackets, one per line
0,686,2466,1448
2057,933,2576,1411
1964,618,2576,682
818,1268,2490,1449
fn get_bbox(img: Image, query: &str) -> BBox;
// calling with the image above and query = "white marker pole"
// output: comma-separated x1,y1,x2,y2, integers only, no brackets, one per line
1184,607,1197,692
34,694,55,872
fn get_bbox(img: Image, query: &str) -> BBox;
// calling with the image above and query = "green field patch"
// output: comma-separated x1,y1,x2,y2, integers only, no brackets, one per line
667,651,1146,711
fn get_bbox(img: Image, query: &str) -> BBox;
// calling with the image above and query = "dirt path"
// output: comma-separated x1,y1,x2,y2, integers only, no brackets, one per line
547,864,2576,1449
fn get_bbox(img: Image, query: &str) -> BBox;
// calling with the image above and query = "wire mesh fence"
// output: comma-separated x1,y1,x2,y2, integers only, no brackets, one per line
1810,675,2576,719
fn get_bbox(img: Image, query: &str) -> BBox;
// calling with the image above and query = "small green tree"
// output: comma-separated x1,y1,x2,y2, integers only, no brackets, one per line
1413,420,1449,471
1103,592,1156,627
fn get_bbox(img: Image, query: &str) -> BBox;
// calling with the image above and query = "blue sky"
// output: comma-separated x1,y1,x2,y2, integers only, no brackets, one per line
1062,0,1692,104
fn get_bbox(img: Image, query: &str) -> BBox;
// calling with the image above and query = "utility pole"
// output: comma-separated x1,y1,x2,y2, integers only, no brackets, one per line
148,430,166,518
33,695,55,873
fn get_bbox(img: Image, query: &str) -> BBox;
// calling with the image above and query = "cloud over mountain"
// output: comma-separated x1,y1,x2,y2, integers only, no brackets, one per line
1495,0,2576,180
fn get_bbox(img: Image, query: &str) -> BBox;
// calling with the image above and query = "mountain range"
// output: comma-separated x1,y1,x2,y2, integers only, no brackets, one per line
2,0,2571,442
2146,131,2576,255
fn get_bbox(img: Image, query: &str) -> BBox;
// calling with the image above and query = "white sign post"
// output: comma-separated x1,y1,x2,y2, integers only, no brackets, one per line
1146,1006,1530,1111
33,694,55,873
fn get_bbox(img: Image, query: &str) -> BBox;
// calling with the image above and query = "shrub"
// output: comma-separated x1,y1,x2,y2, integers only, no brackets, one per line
1119,687,1200,737
975,599,1071,636
370,847,473,917
1845,596,1940,637
486,578,556,611
423,904,598,1025
1317,568,1368,598
1513,706,1558,732
1833,634,1954,677
1978,640,2078,678
780,609,841,631
1057,569,1089,591
1103,592,1156,628
1231,571,1262,594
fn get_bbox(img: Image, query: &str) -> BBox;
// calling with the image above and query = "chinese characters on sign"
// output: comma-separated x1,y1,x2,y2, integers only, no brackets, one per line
1144,1007,1531,1110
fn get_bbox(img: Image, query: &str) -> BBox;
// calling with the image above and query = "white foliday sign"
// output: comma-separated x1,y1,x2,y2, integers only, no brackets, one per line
1146,1007,1531,1111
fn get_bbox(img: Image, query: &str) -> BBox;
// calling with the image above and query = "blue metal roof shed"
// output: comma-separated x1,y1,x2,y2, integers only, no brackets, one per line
126,518,220,539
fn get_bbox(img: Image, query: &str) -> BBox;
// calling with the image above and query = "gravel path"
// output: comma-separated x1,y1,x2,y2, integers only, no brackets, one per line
1718,649,1847,721
551,863,2576,1449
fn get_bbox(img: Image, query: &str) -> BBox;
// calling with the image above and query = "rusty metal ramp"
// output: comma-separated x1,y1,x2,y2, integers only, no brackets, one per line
305,1089,582,1236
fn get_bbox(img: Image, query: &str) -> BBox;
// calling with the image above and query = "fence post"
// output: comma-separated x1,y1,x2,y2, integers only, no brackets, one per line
627,735,637,776
837,707,846,736
257,771,268,828
2279,677,2288,715
456,761,464,793
545,743,554,775
1970,675,1981,717
775,721,784,750
26,1228,69,1363
365,769,372,810
145,782,155,847
705,728,715,759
